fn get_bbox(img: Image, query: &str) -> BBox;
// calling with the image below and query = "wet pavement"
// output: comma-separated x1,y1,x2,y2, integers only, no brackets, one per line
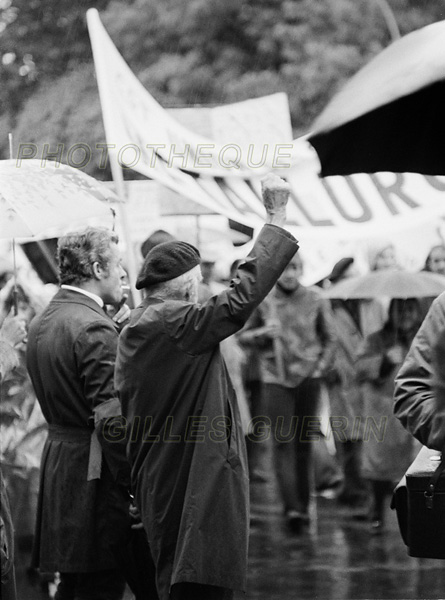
14,443,445,600
247,471,445,599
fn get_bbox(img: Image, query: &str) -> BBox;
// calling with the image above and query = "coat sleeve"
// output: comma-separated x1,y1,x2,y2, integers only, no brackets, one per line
433,328,445,403
74,320,131,486
162,224,299,355
394,293,445,450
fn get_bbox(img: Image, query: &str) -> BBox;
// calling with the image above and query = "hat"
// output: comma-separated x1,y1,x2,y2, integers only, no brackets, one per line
140,230,176,258
328,257,354,283
136,241,201,290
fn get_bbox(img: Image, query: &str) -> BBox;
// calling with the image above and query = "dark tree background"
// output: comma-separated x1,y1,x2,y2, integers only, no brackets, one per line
0,0,443,175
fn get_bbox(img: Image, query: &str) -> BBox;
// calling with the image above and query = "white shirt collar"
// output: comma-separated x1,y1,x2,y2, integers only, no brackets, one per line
61,285,104,308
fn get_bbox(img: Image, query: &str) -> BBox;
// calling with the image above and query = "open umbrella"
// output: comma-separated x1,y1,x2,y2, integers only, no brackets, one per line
0,159,117,238
308,19,445,176
325,270,445,300
0,159,118,312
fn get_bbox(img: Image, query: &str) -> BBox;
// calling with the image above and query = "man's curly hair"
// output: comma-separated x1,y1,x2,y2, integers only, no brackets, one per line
57,228,119,286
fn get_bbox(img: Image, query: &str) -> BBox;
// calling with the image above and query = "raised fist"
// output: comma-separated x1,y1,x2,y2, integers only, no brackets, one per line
261,173,290,216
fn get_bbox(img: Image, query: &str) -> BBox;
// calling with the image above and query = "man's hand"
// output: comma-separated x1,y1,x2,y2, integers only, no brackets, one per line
113,302,131,325
386,345,404,365
256,319,282,342
129,502,144,530
261,173,290,228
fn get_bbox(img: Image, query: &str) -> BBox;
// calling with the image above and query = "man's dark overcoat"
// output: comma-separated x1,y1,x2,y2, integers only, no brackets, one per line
26,289,131,573
115,225,298,599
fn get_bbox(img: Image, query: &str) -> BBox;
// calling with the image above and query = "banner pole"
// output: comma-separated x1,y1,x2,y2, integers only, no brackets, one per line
87,9,141,303
109,155,141,305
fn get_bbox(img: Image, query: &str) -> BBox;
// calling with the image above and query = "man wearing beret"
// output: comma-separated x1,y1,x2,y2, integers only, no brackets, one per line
115,175,299,600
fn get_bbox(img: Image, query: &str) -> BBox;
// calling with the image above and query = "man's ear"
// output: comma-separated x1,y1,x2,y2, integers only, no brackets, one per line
92,261,103,280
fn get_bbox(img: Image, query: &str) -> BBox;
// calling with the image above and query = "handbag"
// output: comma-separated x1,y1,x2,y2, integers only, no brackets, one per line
391,445,445,559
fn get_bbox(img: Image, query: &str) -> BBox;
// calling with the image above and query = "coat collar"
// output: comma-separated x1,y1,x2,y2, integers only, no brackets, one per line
52,287,110,320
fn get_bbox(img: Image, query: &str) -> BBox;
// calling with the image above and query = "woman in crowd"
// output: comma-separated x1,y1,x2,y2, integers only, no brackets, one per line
423,243,445,276
360,240,400,337
325,258,368,510
356,298,423,532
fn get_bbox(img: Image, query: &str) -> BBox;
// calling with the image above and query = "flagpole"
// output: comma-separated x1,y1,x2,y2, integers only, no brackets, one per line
374,0,400,41
8,132,19,315
109,155,141,305
87,9,141,304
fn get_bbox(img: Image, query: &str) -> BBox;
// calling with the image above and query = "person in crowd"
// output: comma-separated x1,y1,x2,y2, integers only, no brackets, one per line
141,229,176,259
0,314,26,381
26,228,158,600
325,258,368,510
366,241,398,272
232,256,267,481
423,243,445,276
394,292,445,451
198,249,226,301
239,252,337,533
1,313,27,600
115,175,299,600
356,298,423,532
360,240,400,337
0,284,47,557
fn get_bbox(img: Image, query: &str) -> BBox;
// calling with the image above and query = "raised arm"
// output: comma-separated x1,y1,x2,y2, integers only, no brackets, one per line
164,175,300,355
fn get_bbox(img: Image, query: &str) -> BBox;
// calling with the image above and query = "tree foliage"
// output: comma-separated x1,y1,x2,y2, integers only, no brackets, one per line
1,0,443,174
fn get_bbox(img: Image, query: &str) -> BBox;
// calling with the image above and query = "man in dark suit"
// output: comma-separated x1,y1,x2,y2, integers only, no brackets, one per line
26,227,157,600
115,175,299,600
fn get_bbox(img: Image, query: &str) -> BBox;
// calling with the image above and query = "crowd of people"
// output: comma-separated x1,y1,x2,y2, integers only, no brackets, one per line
1,177,445,599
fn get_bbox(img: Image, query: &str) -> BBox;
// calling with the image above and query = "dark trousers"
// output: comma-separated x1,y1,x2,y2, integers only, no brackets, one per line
55,529,158,600
170,583,234,599
54,570,126,600
335,439,368,502
1,566,17,600
114,528,159,600
263,380,320,514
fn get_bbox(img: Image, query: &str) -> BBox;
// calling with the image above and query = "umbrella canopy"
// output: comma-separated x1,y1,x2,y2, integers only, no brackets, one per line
325,270,445,300
0,160,118,239
308,19,445,176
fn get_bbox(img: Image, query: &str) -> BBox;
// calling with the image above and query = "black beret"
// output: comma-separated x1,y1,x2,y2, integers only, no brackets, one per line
136,241,201,290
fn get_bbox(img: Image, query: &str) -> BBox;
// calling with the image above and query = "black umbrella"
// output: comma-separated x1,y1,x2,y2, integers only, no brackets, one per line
308,19,445,176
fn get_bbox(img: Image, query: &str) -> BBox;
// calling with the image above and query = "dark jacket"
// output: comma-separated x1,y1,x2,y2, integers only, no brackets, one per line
26,289,131,573
115,224,298,599
394,292,445,451
239,284,336,387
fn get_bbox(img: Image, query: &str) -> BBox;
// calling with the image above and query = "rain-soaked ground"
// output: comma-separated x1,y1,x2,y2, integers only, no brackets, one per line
15,442,445,600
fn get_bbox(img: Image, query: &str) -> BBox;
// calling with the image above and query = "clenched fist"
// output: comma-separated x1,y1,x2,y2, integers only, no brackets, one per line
261,173,290,227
